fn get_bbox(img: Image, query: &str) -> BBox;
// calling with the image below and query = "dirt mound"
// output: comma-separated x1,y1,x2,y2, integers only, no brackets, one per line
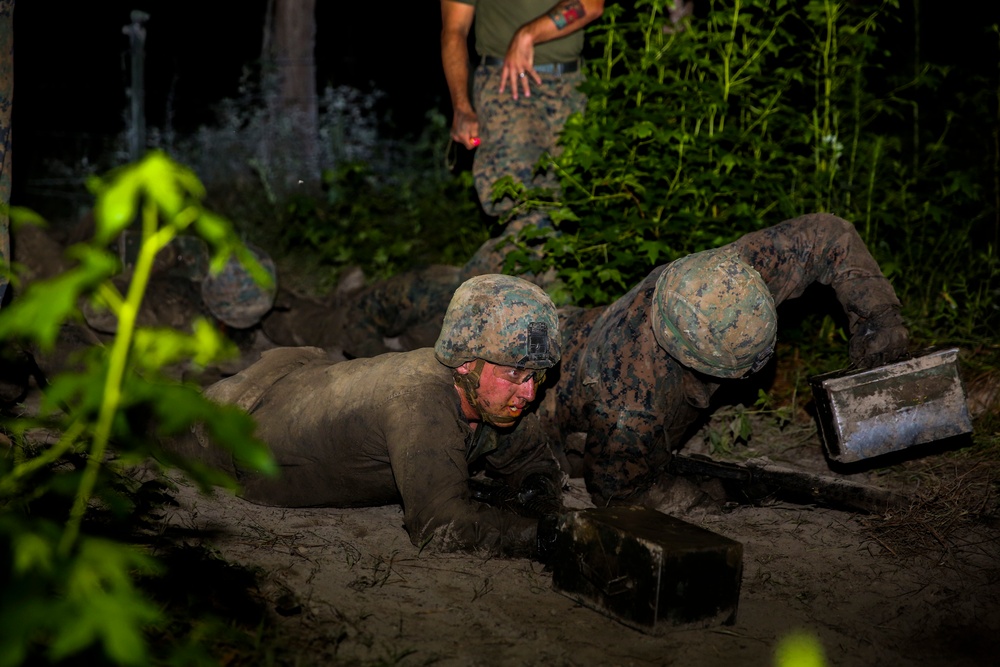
157,406,1000,666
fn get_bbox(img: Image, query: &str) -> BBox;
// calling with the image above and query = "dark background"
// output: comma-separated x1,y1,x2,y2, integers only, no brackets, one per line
11,1,1000,212
14,1,448,133
11,1,449,210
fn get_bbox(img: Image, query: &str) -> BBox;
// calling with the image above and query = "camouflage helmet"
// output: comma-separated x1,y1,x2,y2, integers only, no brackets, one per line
651,248,777,379
201,243,278,329
434,274,560,370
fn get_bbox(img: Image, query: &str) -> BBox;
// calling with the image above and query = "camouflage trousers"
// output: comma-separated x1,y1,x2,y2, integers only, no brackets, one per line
462,64,586,279
339,264,464,359
471,64,586,218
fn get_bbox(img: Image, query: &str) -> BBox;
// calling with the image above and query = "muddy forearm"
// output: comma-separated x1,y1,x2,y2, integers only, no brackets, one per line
735,213,903,333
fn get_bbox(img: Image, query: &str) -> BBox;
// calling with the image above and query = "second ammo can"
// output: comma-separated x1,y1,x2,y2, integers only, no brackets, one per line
550,506,743,633
809,347,972,464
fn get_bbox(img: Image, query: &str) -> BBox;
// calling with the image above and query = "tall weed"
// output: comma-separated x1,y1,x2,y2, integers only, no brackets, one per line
0,152,275,665
508,0,998,351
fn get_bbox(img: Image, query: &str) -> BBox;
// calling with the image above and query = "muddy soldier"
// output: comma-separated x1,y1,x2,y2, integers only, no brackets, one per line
441,0,604,276
546,214,910,505
164,274,565,556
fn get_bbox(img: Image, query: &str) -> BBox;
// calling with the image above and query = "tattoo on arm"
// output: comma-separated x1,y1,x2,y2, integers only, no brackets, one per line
548,0,586,30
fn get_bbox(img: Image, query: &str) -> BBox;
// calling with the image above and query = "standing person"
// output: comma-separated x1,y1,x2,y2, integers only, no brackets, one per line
544,213,910,506
162,274,565,557
440,0,605,277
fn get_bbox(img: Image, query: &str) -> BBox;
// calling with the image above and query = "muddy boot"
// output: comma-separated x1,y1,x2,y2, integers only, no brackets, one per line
0,342,43,407
461,211,559,288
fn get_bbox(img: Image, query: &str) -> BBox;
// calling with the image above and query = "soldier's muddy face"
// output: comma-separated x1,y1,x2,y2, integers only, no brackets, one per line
490,365,546,386
463,360,539,422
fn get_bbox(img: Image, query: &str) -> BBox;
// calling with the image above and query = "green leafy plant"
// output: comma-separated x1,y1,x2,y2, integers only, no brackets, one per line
273,154,487,291
0,151,276,665
705,390,793,456
500,0,998,355
268,113,490,292
512,0,817,305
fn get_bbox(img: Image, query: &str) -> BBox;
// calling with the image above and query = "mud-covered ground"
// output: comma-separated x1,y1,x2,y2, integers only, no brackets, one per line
157,402,1000,667
10,222,1000,665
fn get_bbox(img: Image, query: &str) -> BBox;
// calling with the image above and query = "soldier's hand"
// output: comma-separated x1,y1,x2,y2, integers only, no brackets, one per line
849,310,909,369
517,473,564,517
534,512,561,564
500,32,541,99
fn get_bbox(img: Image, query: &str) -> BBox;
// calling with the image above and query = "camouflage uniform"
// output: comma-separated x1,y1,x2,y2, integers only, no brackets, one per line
339,265,464,359
0,1,13,306
200,243,277,329
545,214,908,505
470,66,586,220
460,66,586,279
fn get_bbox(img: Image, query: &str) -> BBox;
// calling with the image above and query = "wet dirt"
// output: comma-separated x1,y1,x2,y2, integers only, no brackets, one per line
158,405,1000,667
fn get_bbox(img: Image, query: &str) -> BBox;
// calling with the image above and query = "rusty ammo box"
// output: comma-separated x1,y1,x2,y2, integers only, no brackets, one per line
550,506,743,633
809,347,972,464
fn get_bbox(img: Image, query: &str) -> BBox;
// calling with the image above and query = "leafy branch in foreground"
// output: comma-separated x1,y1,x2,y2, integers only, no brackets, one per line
0,151,276,666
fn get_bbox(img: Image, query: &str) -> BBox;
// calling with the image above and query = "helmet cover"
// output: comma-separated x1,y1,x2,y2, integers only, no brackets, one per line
651,248,777,378
434,274,560,369
201,243,278,329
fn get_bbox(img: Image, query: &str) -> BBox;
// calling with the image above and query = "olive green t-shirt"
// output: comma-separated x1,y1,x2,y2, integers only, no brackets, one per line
453,0,586,64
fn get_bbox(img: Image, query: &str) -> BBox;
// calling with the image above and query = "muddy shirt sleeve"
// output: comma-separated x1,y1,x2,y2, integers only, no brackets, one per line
732,213,904,333
577,273,688,505
381,393,539,556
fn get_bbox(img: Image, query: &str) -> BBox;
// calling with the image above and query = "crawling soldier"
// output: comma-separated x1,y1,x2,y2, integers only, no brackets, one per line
163,274,566,556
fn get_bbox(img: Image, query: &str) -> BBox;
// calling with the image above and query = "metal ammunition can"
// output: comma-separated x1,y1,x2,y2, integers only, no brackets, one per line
550,506,743,633
809,347,973,464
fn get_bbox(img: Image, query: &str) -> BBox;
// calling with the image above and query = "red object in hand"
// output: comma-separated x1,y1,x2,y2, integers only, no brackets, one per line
471,137,481,147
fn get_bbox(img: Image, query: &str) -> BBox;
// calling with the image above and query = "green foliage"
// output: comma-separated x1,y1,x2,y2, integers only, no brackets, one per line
705,390,792,455
0,152,277,665
274,156,486,289
775,630,827,667
220,108,491,295
0,515,162,667
505,0,998,352
524,0,822,304
120,73,491,297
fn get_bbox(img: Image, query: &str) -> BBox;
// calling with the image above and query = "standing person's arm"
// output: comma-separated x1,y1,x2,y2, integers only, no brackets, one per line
501,0,605,98
441,1,480,150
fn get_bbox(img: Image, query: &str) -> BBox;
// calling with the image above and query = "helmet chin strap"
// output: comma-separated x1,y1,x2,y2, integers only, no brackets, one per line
454,359,518,428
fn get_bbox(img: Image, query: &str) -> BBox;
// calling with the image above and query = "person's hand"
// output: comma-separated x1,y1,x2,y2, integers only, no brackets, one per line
849,309,910,369
450,108,481,150
534,512,561,564
499,30,541,99
517,473,564,517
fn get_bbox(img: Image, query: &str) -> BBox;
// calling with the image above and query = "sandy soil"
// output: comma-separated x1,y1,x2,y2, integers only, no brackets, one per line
157,409,1000,667
11,223,1000,666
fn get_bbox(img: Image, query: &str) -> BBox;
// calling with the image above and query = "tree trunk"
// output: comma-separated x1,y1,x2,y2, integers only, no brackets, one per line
268,0,318,188
0,0,13,307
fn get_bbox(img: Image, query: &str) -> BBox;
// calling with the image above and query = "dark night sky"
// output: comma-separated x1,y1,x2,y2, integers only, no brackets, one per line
15,1,447,130
10,1,999,212
12,1,448,209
